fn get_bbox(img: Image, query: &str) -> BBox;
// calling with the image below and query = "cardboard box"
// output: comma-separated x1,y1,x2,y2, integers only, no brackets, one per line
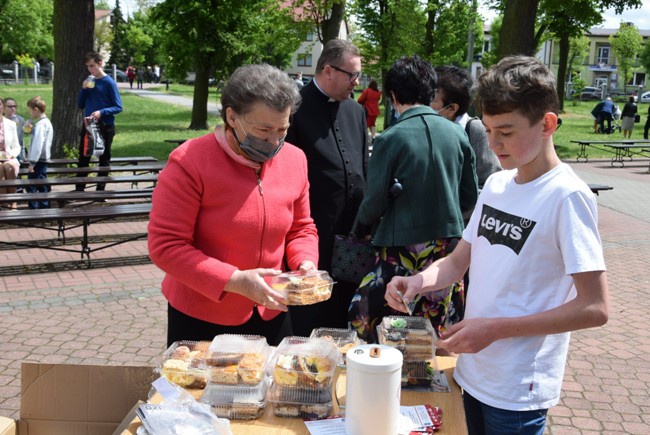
17,363,155,435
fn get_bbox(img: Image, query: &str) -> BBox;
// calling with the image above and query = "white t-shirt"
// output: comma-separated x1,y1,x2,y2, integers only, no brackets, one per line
455,163,606,411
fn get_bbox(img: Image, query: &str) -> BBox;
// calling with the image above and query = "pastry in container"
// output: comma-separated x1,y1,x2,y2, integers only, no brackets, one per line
268,382,332,419
160,340,211,389
203,334,270,385
270,270,334,305
401,360,438,387
309,327,359,362
199,378,268,420
377,316,436,359
271,336,341,388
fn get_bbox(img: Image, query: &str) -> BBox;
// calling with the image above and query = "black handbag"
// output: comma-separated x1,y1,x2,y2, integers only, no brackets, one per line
331,179,403,285
634,114,641,123
82,116,105,157
331,230,376,285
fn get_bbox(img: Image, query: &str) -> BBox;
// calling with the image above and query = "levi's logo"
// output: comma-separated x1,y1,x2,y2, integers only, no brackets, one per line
477,204,536,255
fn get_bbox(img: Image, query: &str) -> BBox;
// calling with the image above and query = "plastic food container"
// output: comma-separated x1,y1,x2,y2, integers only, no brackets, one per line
271,336,341,389
310,327,359,363
199,378,269,420
268,383,333,419
401,360,438,387
377,316,436,360
203,334,271,385
270,270,334,305
160,340,211,389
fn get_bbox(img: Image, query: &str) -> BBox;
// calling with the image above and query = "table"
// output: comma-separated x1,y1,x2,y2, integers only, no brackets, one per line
572,139,650,167
121,356,467,435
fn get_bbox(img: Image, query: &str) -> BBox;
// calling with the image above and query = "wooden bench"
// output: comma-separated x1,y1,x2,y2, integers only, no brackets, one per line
0,190,153,209
45,156,158,166
0,203,152,264
0,174,158,190
18,163,165,176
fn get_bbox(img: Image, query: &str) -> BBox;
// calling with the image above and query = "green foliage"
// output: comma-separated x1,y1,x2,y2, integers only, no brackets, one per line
0,0,54,62
610,23,643,90
122,10,161,68
109,0,130,67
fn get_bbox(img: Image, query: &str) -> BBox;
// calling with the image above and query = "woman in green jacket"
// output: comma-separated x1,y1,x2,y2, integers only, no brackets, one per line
349,56,478,342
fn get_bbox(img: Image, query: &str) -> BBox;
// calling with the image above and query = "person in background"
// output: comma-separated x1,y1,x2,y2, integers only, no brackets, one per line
294,71,304,89
148,64,318,347
3,98,26,164
153,64,160,84
598,96,615,134
348,56,478,343
644,104,650,140
357,80,382,142
386,56,609,435
75,51,123,191
26,96,53,209
285,38,369,337
620,95,637,139
0,98,21,209
126,66,136,90
136,67,144,90
432,65,501,189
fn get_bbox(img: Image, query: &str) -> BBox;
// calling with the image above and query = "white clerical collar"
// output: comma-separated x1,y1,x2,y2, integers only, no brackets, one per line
313,77,336,102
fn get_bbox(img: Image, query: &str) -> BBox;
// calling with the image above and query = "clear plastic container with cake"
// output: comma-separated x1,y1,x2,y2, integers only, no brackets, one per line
202,334,271,386
199,377,269,420
160,340,211,389
270,270,334,305
309,327,359,364
269,336,341,418
377,316,438,386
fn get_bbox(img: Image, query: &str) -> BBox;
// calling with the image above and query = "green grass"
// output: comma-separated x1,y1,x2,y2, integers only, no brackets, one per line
3,84,646,162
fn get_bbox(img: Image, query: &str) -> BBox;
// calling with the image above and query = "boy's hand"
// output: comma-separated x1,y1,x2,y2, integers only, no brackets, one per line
385,274,423,312
436,318,500,354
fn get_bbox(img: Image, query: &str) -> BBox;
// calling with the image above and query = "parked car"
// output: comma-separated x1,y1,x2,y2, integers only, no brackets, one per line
580,86,603,101
640,91,650,103
113,69,128,83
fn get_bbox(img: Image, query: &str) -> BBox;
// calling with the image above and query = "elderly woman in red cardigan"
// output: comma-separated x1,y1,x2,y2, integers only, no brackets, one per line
148,64,319,346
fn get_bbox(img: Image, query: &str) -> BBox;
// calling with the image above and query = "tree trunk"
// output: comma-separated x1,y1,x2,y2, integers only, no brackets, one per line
321,0,345,43
499,0,539,58
52,0,95,158
556,32,570,112
423,0,438,58
189,62,210,130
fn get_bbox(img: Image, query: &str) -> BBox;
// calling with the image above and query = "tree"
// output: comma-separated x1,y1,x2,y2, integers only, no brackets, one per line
292,0,346,44
610,22,643,95
51,0,95,158
108,0,129,68
152,0,306,130
498,0,539,57
0,0,54,62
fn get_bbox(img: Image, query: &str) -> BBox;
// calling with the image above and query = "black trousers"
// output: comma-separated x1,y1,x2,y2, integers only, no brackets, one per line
167,303,292,347
644,117,650,139
76,122,115,191
289,280,357,337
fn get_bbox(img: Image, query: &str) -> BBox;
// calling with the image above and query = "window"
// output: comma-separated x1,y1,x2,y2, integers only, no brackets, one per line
597,46,610,65
297,54,312,67
306,32,314,42
483,40,491,53
630,72,646,86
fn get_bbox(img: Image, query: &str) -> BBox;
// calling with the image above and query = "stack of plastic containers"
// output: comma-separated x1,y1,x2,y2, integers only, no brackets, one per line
199,334,271,419
268,336,341,418
377,316,437,387
160,340,211,390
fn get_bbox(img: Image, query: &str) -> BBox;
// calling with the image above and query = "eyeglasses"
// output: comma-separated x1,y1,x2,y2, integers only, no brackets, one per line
329,65,360,82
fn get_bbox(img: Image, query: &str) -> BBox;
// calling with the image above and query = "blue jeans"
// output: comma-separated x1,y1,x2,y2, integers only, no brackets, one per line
27,161,49,209
463,391,548,435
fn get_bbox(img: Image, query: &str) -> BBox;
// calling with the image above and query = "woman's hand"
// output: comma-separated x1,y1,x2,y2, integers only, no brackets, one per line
298,260,317,274
224,269,288,311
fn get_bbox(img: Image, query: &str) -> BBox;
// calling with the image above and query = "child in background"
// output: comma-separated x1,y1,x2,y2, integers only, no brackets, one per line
26,96,53,209
385,56,609,434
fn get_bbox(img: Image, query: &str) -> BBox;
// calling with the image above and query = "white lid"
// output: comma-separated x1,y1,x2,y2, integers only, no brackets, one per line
345,344,402,373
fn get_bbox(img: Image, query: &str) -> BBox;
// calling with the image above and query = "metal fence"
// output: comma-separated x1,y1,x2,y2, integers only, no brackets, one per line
1,61,54,84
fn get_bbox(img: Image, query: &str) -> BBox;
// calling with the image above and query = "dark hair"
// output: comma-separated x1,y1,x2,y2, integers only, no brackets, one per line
220,64,301,123
476,55,559,124
368,80,378,91
434,65,472,116
384,55,437,106
84,51,103,64
316,39,361,73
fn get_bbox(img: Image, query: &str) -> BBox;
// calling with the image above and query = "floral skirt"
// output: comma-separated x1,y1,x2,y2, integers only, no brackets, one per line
348,238,464,343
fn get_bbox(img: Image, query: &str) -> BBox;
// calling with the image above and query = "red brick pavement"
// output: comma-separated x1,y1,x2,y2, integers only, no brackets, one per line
0,160,648,434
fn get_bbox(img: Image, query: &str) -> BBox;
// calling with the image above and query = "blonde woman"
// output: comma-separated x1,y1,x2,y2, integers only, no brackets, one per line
0,98,21,209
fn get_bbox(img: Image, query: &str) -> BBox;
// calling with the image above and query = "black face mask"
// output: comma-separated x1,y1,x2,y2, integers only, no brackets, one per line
233,118,285,163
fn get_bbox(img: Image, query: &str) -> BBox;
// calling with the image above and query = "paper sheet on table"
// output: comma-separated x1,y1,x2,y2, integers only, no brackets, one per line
304,405,438,434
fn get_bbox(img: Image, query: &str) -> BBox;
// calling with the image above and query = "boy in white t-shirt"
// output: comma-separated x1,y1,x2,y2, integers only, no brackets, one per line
385,56,609,435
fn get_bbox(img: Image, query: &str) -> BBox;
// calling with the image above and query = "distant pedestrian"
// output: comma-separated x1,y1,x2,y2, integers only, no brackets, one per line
136,67,144,89
294,71,304,89
127,66,136,89
357,80,381,141
620,96,637,139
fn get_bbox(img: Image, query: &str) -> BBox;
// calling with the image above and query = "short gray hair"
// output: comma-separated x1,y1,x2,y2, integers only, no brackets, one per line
220,64,301,123
316,39,360,73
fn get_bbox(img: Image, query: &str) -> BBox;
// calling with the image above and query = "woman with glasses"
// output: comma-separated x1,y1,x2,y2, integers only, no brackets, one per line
0,98,21,209
3,98,26,163
148,64,319,347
